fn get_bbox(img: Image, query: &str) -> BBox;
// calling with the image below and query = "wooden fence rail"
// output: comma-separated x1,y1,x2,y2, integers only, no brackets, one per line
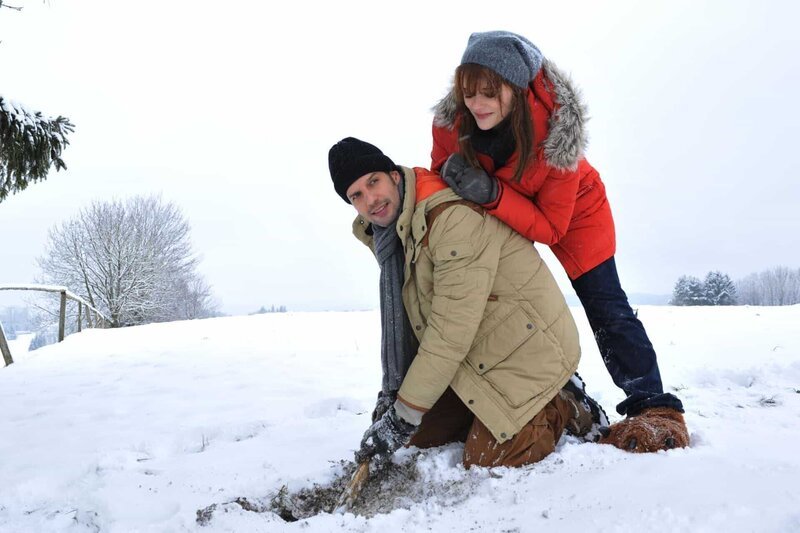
0,284,111,367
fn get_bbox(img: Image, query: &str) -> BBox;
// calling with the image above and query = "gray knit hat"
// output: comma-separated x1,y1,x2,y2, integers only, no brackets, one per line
460,31,543,89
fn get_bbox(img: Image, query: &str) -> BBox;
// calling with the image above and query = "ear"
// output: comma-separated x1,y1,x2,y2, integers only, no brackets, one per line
389,170,402,184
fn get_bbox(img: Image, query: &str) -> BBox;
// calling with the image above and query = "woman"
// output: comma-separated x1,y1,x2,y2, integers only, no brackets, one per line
431,31,687,451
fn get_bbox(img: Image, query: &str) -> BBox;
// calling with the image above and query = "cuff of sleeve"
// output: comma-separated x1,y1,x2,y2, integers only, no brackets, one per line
481,179,504,210
394,398,424,426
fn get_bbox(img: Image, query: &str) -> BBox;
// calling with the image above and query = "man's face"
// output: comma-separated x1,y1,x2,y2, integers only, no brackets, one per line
345,170,402,227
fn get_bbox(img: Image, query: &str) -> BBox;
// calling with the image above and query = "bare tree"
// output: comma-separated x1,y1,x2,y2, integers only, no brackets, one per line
736,267,800,306
37,195,217,327
167,274,218,322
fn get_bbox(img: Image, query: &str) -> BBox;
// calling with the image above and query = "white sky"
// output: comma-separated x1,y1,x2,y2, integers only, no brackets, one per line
1,0,798,315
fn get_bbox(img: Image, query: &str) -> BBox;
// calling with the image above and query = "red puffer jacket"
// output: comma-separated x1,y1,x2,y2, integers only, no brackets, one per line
431,59,615,280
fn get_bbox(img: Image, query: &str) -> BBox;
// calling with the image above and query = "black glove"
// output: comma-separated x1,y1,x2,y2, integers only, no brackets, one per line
371,390,397,422
440,153,499,206
354,405,416,465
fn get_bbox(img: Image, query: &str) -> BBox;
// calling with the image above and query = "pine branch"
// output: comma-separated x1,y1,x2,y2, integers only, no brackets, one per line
0,96,74,202
0,2,24,11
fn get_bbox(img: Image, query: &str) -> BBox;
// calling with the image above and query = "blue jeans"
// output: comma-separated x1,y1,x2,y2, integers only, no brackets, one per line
571,257,684,416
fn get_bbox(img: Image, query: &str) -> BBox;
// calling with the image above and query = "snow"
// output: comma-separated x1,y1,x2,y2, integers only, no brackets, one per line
0,283,70,293
0,97,61,135
4,333,34,362
1,306,799,532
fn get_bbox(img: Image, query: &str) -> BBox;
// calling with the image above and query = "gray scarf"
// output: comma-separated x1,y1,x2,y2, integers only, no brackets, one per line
371,179,419,392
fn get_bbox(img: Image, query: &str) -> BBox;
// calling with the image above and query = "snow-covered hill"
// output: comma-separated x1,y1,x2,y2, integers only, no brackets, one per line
1,306,799,532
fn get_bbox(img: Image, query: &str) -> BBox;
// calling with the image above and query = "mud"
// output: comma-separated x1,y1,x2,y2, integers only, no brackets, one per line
196,455,477,525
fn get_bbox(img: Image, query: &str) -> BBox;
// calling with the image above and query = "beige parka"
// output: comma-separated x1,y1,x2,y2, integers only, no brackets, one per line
353,166,580,443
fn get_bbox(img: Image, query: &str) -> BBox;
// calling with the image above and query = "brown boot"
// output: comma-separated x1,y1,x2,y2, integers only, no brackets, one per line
599,407,689,453
560,373,609,441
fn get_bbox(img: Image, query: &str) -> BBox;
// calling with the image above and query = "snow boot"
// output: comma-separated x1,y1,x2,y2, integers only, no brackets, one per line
598,407,689,453
560,373,609,442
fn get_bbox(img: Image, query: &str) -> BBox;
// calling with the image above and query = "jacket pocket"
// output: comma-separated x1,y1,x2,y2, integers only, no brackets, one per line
572,177,607,222
467,304,537,375
483,327,568,408
431,241,474,290
433,241,474,262
576,183,594,198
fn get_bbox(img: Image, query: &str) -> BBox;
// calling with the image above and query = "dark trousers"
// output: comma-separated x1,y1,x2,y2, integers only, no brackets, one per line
571,257,683,416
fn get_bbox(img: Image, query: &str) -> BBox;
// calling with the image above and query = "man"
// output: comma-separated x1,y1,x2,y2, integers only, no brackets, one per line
328,137,607,468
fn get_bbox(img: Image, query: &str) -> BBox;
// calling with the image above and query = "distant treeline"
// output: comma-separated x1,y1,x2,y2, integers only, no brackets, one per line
671,267,800,306
250,305,287,314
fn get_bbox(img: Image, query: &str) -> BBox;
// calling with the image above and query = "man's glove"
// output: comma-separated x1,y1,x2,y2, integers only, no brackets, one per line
355,404,416,465
371,390,397,423
440,153,500,206
599,407,689,453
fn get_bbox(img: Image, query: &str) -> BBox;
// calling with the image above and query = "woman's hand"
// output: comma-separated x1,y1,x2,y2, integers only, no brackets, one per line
441,153,500,206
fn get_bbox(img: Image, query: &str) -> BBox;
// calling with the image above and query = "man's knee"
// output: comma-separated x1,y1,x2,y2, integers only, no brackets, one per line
462,408,558,469
407,388,473,449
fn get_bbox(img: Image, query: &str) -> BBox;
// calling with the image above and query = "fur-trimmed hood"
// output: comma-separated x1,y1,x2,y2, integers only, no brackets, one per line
432,59,589,171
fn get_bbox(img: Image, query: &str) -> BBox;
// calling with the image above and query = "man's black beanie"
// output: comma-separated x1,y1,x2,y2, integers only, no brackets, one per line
328,137,398,203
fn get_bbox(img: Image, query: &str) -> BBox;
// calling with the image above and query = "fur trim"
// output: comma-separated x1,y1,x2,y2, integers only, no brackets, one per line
431,59,589,171
540,59,589,171
431,82,458,130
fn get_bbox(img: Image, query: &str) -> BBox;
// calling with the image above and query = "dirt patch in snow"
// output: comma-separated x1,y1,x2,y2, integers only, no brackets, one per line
196,453,486,525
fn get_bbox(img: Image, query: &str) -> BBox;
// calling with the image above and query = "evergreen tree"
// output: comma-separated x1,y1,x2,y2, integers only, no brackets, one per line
671,275,707,305
671,276,692,306
704,271,737,305
0,97,74,203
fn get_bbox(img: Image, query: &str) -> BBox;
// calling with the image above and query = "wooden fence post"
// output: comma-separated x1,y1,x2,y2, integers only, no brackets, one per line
58,290,67,342
1,285,111,344
0,320,13,367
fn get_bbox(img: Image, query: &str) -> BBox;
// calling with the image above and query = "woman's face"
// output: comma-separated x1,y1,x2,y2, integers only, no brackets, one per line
463,79,514,130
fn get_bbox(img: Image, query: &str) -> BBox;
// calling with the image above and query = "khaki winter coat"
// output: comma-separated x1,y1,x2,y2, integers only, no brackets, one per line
353,166,580,443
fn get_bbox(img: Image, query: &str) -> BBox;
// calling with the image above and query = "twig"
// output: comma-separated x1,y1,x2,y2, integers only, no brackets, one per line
332,461,369,513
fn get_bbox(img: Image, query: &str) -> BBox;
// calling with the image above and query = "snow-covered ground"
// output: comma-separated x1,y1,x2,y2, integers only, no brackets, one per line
4,332,34,362
1,306,799,532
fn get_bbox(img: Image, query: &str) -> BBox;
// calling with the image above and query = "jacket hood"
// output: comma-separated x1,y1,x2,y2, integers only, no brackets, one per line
432,59,588,171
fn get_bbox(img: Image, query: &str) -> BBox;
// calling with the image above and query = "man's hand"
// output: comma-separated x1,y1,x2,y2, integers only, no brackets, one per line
440,153,499,206
599,407,689,453
355,404,416,465
371,390,396,422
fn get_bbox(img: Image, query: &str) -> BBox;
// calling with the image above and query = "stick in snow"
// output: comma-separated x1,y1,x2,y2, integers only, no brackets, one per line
331,461,370,513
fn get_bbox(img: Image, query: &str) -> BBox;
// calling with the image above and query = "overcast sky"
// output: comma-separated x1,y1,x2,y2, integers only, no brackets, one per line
1,0,798,315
